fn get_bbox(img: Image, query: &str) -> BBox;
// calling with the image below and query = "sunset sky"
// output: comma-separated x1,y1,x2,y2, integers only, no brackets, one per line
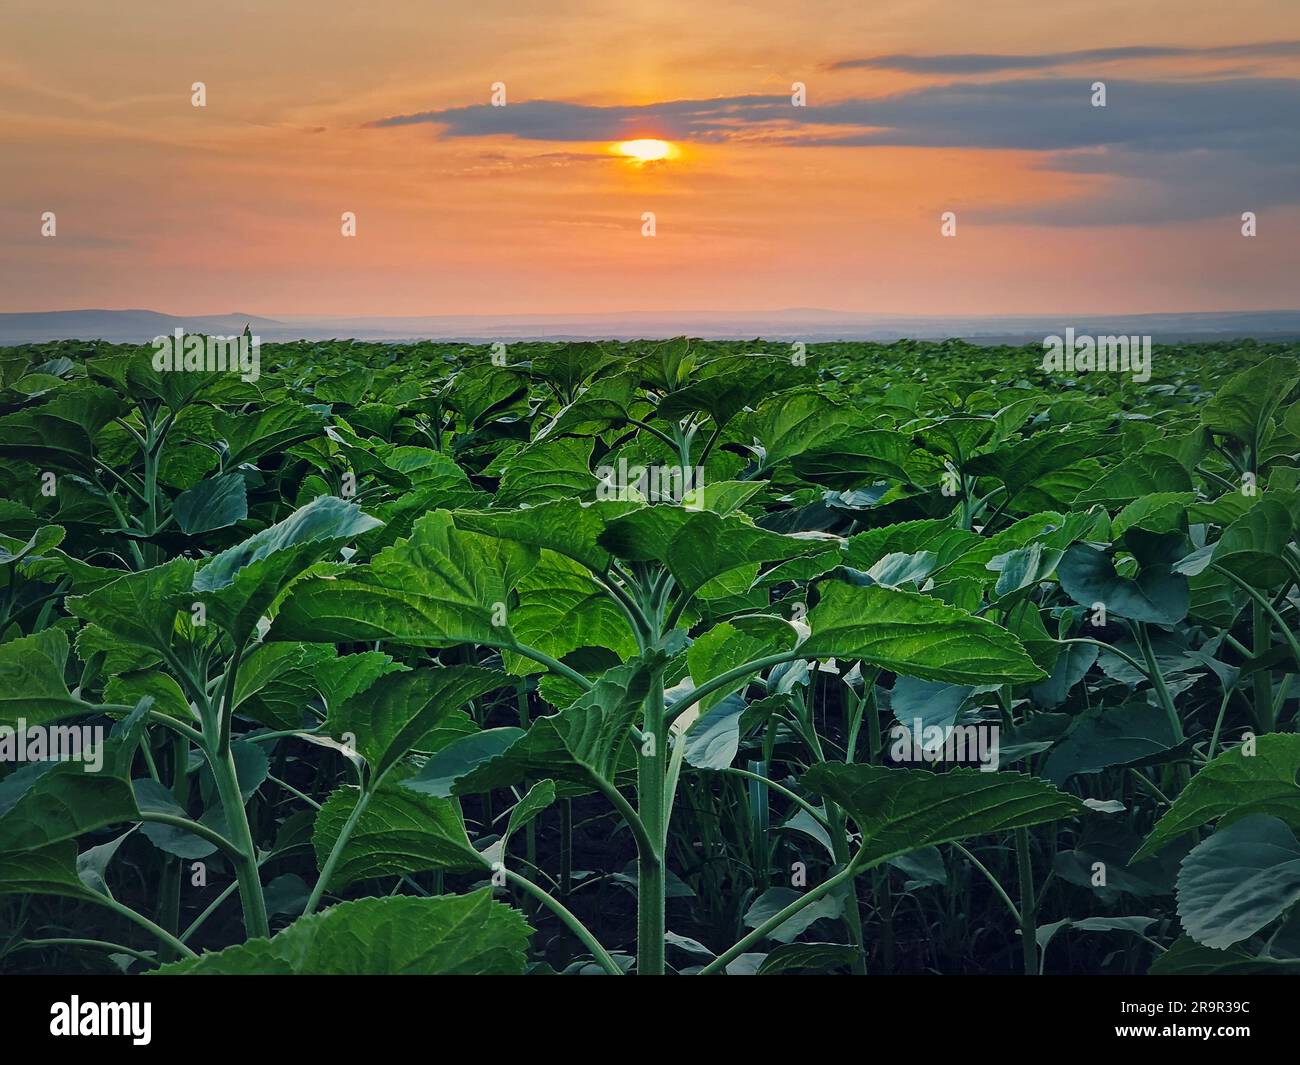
2,0,1298,318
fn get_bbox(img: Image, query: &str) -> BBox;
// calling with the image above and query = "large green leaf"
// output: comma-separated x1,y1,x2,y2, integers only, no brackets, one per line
509,551,639,662
215,401,328,467
150,891,530,974
1073,453,1192,506
0,840,100,901
1176,814,1300,949
453,498,623,573
0,628,87,727
686,616,798,712
312,780,482,889
67,557,195,657
1042,702,1184,784
1134,734,1300,860
799,582,1044,684
406,658,651,794
193,496,383,641
1200,356,1300,448
323,665,506,782
1057,543,1188,625
496,437,596,506
599,507,825,597
802,762,1085,868
790,430,914,490
270,510,537,647
0,759,138,852
173,472,248,535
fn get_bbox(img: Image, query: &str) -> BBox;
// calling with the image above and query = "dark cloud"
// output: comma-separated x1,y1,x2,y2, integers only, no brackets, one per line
828,40,1300,74
366,75,1300,224
367,96,791,142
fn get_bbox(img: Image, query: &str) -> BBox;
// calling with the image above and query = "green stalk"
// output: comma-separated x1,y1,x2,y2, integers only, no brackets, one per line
503,869,622,975
1133,623,1184,742
303,785,374,917
98,895,198,960
699,859,861,975
828,805,868,974
13,938,161,966
559,799,573,902
208,743,270,937
636,671,667,975
1014,827,1036,976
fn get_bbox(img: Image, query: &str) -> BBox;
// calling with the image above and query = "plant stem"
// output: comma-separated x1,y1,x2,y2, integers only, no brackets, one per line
207,743,270,937
698,860,860,975
636,672,667,975
14,937,161,966
1014,827,1037,976
303,785,374,917
502,869,622,975
98,895,198,959
1133,623,1184,742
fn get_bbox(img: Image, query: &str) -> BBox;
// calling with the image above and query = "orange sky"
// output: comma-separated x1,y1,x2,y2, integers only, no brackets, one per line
2,0,1298,317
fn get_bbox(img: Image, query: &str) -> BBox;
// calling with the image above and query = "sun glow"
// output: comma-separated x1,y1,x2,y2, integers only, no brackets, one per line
612,138,678,163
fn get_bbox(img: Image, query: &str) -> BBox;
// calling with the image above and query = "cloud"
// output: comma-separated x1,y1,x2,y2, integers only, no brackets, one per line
828,40,1300,75
367,96,792,143
366,75,1300,224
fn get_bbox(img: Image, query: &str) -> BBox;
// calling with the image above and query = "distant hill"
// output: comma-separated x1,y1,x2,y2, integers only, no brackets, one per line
2,308,1299,345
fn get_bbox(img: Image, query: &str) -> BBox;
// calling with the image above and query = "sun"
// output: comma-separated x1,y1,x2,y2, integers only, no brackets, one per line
612,138,679,164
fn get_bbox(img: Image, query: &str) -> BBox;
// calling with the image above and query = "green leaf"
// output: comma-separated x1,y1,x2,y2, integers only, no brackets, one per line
1134,734,1300,861
0,841,99,901
600,507,825,598
966,430,1109,505
1073,453,1193,506
0,759,138,852
1042,702,1185,784
686,617,798,711
151,891,530,974
453,498,622,574
0,523,65,566
270,510,537,648
743,885,843,942
409,658,652,794
324,665,506,783
194,496,383,641
503,780,557,849
0,628,86,727
756,942,861,975
1211,497,1294,588
215,401,327,467
105,670,194,722
790,430,913,490
801,763,1085,869
496,437,595,506
173,472,248,535
800,582,1045,685
402,728,525,798
312,780,482,889
1176,814,1300,949
1057,543,1188,625
1149,935,1300,975
1200,356,1300,448
67,557,196,657
510,551,639,662
682,694,747,770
